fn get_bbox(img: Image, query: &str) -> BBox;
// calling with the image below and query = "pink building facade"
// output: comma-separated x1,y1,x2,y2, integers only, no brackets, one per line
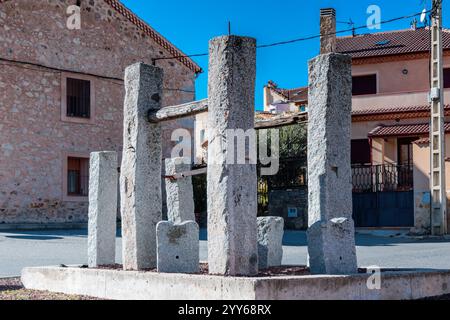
264,28,450,233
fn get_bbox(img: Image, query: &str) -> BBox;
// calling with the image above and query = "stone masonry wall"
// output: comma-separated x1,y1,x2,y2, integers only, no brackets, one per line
268,188,308,230
0,0,196,224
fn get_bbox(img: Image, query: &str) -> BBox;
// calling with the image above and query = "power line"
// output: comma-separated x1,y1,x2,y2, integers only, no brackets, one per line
0,57,195,93
257,9,432,48
152,8,433,63
152,52,209,63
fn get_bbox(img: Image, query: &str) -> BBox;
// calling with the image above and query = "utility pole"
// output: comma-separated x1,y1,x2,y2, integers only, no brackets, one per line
430,0,447,235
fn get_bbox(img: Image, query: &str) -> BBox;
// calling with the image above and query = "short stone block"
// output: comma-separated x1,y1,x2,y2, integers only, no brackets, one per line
307,217,357,275
257,217,284,269
156,221,199,274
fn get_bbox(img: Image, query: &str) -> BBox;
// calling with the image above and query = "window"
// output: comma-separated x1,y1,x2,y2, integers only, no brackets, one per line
397,138,417,167
444,68,450,89
351,139,371,165
200,129,206,143
66,78,91,118
352,74,377,96
67,157,89,197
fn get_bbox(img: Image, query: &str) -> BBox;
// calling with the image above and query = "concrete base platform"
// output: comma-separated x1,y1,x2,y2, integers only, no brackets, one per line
21,266,450,300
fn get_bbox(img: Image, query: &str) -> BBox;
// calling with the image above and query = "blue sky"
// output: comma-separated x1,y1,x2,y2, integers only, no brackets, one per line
121,0,448,110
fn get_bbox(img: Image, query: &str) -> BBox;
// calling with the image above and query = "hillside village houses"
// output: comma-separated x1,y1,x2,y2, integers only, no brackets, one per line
0,0,201,225
263,9,450,234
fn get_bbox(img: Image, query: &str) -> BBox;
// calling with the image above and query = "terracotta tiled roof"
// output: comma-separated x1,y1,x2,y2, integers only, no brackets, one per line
266,83,308,104
352,105,449,116
369,122,450,138
336,28,450,59
413,137,430,145
255,111,278,120
352,105,424,115
280,86,308,104
0,0,202,73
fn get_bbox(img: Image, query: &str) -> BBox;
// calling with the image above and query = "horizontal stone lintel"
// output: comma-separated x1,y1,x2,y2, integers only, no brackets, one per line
164,167,207,180
148,99,208,123
148,99,308,129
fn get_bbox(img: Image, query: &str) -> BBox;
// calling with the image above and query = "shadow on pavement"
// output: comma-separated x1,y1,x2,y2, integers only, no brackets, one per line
4,235,64,241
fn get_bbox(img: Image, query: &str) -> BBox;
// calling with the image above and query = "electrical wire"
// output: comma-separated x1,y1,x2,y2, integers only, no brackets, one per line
0,57,195,93
0,7,437,95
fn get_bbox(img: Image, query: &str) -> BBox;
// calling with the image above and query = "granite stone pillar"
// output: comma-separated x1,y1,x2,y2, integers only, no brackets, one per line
165,157,195,223
88,151,118,268
120,62,163,270
207,35,258,276
307,53,358,275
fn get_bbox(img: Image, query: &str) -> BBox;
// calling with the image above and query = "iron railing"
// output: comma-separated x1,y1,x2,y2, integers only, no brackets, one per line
352,164,413,193
261,157,307,189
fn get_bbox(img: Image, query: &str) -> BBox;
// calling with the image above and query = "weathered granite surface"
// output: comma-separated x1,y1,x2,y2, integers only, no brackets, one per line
88,151,118,268
207,36,258,276
120,63,163,270
157,220,199,274
165,157,195,223
257,217,284,269
307,53,358,275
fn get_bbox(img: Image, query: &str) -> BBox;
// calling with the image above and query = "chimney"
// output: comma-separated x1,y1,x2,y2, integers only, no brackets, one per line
320,8,336,54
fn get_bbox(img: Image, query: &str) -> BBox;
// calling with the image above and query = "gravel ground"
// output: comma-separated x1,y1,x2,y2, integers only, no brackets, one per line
0,278,100,300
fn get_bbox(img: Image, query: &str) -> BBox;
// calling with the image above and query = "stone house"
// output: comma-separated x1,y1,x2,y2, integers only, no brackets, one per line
264,22,450,233
0,0,201,226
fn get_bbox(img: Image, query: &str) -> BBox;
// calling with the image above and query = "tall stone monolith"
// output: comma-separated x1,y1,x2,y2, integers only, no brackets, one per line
120,62,163,270
307,53,358,275
207,35,258,276
88,151,118,268
165,157,195,223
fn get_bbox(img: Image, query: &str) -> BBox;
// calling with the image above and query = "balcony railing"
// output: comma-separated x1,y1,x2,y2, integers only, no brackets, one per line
352,164,413,193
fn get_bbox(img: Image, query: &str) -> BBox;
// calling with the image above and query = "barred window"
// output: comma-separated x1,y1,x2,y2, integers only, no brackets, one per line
67,78,91,118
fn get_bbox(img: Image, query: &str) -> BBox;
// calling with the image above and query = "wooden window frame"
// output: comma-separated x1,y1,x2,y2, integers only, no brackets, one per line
62,152,90,202
61,73,95,124
397,137,418,167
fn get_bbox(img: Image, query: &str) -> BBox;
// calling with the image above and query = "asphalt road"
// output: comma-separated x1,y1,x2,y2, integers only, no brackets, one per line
1,228,450,277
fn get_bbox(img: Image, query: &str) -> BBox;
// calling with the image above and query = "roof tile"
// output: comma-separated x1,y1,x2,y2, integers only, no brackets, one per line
337,28,450,59
369,122,450,137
